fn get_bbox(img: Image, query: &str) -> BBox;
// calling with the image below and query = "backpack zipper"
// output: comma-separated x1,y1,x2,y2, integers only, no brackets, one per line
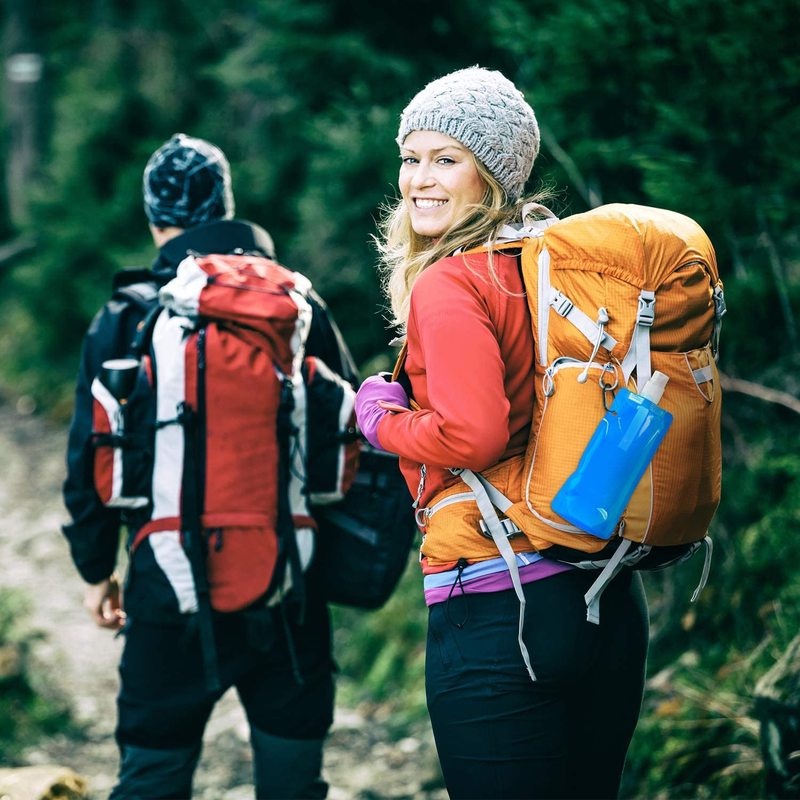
415,490,476,527
412,464,427,509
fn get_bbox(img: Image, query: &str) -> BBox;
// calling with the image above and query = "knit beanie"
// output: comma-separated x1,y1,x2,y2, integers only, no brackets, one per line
397,66,540,200
143,133,235,229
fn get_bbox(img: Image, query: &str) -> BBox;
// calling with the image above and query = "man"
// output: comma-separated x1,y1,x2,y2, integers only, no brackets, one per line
62,133,358,799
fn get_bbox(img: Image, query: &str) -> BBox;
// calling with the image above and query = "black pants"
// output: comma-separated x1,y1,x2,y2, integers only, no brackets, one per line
113,596,334,799
426,568,649,800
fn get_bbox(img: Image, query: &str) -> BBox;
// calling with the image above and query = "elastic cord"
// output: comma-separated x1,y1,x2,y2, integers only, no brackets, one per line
444,558,469,629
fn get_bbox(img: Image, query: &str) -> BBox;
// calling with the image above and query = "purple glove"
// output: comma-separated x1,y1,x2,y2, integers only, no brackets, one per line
355,374,409,450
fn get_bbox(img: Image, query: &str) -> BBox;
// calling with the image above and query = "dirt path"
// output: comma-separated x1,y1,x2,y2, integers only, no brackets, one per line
0,396,445,799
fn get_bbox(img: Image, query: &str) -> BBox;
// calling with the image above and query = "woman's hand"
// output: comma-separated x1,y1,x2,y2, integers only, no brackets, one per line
355,374,410,450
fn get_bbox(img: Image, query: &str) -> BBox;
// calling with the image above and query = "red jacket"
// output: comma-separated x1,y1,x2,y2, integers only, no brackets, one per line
378,249,535,516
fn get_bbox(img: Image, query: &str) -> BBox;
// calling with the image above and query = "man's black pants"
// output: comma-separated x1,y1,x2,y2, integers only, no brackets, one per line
112,595,334,799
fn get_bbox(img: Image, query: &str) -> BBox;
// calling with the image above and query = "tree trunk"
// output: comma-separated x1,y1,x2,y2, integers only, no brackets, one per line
3,0,43,229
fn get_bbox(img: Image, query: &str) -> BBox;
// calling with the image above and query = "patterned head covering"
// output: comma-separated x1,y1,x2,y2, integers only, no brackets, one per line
143,133,235,228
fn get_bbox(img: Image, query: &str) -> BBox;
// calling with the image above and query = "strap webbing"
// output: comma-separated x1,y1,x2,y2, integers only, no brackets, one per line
182,328,220,693
537,249,552,367
691,536,714,603
583,538,633,624
276,376,305,621
474,476,514,514
457,469,536,681
549,288,618,352
621,290,655,387
693,365,715,385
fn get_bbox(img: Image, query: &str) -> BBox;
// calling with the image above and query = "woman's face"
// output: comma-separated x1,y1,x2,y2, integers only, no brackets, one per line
399,130,487,240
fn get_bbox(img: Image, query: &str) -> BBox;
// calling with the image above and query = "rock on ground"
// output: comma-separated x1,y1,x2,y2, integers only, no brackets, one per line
0,765,87,800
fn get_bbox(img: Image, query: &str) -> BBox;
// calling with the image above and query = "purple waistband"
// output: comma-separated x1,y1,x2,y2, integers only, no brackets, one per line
424,557,573,606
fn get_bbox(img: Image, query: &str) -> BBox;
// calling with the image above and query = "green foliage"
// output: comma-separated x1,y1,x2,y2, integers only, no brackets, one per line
0,589,72,762
634,345,800,796
624,652,764,799
331,550,428,726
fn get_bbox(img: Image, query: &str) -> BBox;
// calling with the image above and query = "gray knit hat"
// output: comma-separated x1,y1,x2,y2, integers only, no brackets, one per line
397,66,539,200
143,133,235,229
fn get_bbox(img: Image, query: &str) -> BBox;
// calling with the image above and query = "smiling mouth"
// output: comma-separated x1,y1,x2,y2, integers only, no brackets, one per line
414,198,447,208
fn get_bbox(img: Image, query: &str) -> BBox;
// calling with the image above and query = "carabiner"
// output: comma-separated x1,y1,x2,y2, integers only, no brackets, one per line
600,363,619,412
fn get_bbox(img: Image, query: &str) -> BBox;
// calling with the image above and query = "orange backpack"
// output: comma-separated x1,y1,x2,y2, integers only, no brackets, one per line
425,204,725,631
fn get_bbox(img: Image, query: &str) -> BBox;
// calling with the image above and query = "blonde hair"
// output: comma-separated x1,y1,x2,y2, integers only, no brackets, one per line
375,156,551,328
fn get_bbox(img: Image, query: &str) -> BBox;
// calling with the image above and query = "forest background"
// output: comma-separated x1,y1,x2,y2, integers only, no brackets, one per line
0,0,798,797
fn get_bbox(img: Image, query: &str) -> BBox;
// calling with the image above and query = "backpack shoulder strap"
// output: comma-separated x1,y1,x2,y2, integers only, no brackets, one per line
389,341,421,411
108,273,162,357
112,278,160,312
128,302,164,358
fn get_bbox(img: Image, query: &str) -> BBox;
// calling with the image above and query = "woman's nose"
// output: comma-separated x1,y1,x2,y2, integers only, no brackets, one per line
411,160,435,188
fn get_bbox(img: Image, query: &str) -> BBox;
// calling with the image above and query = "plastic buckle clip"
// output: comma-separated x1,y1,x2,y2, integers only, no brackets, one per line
478,518,522,540
550,289,574,318
637,292,655,327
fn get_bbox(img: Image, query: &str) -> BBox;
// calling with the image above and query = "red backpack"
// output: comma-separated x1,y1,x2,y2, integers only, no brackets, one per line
90,253,359,687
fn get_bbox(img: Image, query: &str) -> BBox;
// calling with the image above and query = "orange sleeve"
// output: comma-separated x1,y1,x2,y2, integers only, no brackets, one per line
377,258,511,471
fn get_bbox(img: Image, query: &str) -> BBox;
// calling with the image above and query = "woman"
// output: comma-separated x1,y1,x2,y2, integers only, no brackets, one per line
355,66,649,799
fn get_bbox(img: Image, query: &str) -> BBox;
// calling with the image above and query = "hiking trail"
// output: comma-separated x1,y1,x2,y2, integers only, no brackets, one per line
0,396,445,799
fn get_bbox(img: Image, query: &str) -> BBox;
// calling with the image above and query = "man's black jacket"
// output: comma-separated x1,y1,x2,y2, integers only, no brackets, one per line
62,219,359,585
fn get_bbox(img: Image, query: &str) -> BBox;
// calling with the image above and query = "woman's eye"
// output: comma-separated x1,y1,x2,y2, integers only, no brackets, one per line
400,155,418,165
437,156,455,165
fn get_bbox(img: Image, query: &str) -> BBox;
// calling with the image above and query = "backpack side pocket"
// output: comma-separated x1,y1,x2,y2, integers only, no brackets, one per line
91,357,155,509
303,356,359,504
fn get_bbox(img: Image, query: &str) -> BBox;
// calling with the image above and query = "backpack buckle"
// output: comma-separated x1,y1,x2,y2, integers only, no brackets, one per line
550,289,574,317
636,291,656,327
478,518,521,540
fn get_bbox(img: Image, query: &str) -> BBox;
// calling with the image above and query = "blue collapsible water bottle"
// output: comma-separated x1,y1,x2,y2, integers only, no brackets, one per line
551,370,673,539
